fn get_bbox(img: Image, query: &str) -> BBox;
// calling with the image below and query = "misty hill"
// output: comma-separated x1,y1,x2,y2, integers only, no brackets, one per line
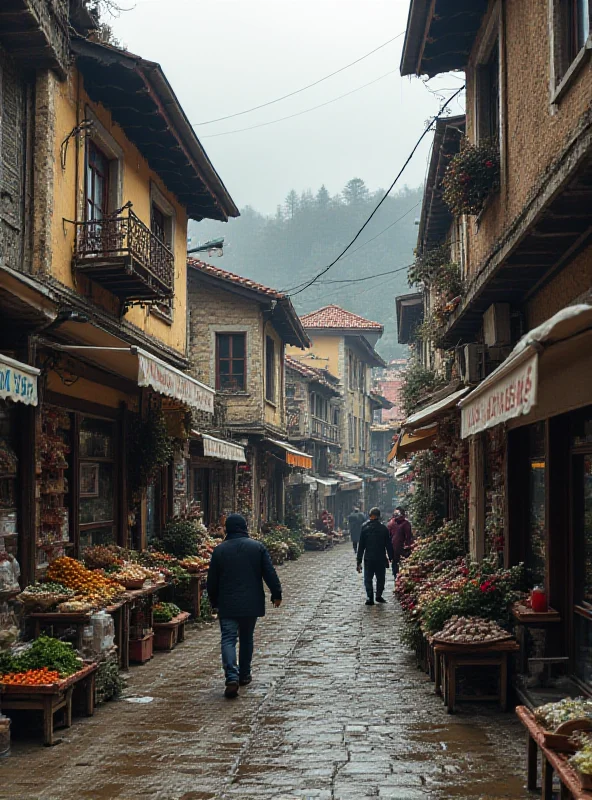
189,180,424,360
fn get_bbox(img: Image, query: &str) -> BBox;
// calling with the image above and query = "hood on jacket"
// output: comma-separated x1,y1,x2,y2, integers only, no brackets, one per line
225,513,249,537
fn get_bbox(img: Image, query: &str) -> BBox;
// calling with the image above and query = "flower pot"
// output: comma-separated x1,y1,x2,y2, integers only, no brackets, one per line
129,633,153,664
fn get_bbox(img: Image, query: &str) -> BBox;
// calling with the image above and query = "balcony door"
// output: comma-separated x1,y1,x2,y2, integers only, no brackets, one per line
86,141,110,222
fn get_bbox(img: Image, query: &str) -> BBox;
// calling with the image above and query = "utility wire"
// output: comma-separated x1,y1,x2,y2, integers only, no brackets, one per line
286,85,465,299
194,33,405,126
319,263,412,285
280,202,420,294
200,70,398,138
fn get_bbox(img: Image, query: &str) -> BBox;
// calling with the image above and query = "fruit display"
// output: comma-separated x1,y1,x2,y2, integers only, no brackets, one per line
179,556,209,573
570,736,592,777
304,532,330,550
0,635,81,677
56,600,93,613
263,538,289,566
433,615,512,644
153,602,181,623
534,698,592,731
18,582,75,611
114,564,154,586
83,545,123,571
47,557,124,606
1,668,61,686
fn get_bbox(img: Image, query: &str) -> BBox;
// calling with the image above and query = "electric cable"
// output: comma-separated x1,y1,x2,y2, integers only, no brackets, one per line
286,85,465,299
194,33,405,126
200,70,398,138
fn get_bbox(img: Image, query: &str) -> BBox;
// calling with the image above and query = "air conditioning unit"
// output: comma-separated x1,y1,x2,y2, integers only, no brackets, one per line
483,303,511,346
456,344,484,384
485,345,512,376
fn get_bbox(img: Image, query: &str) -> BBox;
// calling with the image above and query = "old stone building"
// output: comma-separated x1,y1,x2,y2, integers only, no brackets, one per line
401,0,592,693
187,260,311,530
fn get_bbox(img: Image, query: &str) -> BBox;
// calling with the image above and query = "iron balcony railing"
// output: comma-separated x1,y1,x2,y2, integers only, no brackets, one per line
74,207,174,299
312,416,339,444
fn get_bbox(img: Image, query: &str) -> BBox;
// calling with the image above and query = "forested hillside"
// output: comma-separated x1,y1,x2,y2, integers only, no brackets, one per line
189,180,423,360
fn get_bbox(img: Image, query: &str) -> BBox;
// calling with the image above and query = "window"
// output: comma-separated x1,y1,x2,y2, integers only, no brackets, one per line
566,0,590,65
86,141,110,221
348,352,354,390
552,0,591,98
151,204,167,244
216,333,246,391
79,416,116,551
150,187,176,322
477,39,500,144
265,336,276,402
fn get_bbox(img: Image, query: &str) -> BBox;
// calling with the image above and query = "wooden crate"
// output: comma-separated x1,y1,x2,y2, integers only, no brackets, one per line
129,632,153,664
153,612,190,652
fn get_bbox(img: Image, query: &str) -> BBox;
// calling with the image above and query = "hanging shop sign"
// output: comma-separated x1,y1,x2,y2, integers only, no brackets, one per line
266,438,313,469
136,348,214,413
202,434,246,463
0,353,39,406
460,352,538,438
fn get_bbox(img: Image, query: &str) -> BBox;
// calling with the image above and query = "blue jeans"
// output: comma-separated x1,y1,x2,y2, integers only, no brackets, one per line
219,617,257,683
364,561,386,601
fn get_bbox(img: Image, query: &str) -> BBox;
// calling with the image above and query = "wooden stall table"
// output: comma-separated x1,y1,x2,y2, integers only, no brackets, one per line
512,603,561,676
516,705,592,799
28,611,92,651
188,573,207,619
434,638,519,713
0,662,98,746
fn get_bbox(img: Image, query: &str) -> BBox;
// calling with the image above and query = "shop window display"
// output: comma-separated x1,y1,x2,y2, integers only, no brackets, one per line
79,417,115,551
0,402,18,559
37,406,71,573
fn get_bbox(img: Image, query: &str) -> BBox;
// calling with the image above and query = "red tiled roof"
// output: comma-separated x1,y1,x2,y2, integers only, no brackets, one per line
300,305,383,332
188,259,285,299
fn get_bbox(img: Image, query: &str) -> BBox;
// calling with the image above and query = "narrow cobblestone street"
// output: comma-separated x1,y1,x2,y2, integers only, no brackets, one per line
1,547,532,800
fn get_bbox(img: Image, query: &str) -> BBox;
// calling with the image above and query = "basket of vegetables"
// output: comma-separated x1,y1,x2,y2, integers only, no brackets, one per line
17,582,75,612
0,635,83,692
534,698,592,752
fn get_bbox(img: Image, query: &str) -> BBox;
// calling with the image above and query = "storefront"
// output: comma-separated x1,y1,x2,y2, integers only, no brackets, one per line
459,304,592,691
188,432,246,527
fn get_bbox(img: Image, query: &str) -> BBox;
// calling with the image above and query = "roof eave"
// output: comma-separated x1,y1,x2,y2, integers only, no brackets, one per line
400,0,432,76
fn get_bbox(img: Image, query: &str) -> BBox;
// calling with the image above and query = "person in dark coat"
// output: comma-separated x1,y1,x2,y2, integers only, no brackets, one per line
348,506,366,553
356,507,394,605
207,513,282,698
387,506,413,584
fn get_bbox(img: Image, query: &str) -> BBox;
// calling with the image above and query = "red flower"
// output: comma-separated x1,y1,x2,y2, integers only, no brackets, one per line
485,160,494,168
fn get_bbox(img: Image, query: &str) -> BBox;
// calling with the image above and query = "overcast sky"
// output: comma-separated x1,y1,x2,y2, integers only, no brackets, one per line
111,0,464,215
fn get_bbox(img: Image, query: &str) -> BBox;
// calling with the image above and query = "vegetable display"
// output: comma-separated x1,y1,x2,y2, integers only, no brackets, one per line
1,668,61,686
434,616,511,644
47,557,124,605
0,636,81,677
153,603,181,623
534,698,592,731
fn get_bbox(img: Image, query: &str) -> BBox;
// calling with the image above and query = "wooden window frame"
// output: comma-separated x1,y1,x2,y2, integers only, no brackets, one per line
85,140,110,222
215,332,246,392
265,335,276,403
550,0,592,104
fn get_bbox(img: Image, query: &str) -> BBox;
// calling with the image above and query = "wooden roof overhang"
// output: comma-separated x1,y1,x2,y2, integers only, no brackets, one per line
400,0,488,77
72,38,239,223
396,292,424,344
418,116,466,253
442,142,592,347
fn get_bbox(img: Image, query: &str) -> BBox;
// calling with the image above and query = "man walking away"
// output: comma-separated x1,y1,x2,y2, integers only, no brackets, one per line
356,507,394,605
388,506,413,587
348,506,366,553
207,513,282,699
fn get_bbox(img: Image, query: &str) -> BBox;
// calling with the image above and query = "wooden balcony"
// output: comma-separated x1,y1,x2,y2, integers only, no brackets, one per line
0,0,70,77
73,209,174,304
312,416,339,444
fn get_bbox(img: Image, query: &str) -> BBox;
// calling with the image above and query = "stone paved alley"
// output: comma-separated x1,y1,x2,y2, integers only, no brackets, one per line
1,547,532,800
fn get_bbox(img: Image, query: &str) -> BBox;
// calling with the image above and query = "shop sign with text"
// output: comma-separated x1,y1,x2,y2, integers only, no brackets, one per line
0,354,39,406
461,353,538,438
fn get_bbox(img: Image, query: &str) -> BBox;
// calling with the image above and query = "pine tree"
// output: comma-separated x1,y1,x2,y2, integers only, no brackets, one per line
342,177,370,206
316,185,331,208
284,190,299,220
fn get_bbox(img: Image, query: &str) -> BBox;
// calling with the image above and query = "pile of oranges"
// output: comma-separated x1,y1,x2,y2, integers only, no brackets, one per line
1,668,60,686
47,557,124,606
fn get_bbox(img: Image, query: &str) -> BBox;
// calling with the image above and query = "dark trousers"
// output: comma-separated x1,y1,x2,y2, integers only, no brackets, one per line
219,616,257,683
364,561,386,601
352,541,358,554
392,557,401,581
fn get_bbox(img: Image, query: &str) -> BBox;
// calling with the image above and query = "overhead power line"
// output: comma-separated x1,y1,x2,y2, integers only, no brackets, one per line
287,85,465,299
194,32,405,126
201,70,398,139
280,202,420,294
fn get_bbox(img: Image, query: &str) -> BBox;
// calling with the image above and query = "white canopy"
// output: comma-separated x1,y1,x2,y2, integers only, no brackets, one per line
200,433,246,463
0,353,39,406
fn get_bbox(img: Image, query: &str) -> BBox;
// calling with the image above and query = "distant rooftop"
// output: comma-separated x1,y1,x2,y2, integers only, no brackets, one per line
300,305,384,333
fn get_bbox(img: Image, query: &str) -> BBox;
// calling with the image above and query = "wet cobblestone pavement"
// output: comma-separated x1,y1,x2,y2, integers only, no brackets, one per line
1,546,533,800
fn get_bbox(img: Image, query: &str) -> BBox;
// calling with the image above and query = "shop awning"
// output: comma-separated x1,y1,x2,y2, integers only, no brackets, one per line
266,438,313,469
314,477,340,487
191,431,246,462
40,340,215,413
395,462,413,479
0,353,40,406
404,387,470,429
334,471,363,491
388,424,438,462
459,304,592,438
136,348,214,413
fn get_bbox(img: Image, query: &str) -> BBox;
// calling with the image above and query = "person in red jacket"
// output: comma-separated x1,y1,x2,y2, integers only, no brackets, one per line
387,506,413,585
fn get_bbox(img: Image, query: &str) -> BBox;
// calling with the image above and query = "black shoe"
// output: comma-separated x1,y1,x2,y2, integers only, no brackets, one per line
376,596,386,603
224,680,239,699
365,599,374,606
239,676,252,687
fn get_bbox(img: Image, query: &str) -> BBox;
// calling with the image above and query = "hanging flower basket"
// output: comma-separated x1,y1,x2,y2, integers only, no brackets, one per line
442,138,500,216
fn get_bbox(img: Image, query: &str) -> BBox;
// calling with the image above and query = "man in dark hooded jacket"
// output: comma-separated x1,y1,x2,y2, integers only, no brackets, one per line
207,513,282,698
356,507,394,605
